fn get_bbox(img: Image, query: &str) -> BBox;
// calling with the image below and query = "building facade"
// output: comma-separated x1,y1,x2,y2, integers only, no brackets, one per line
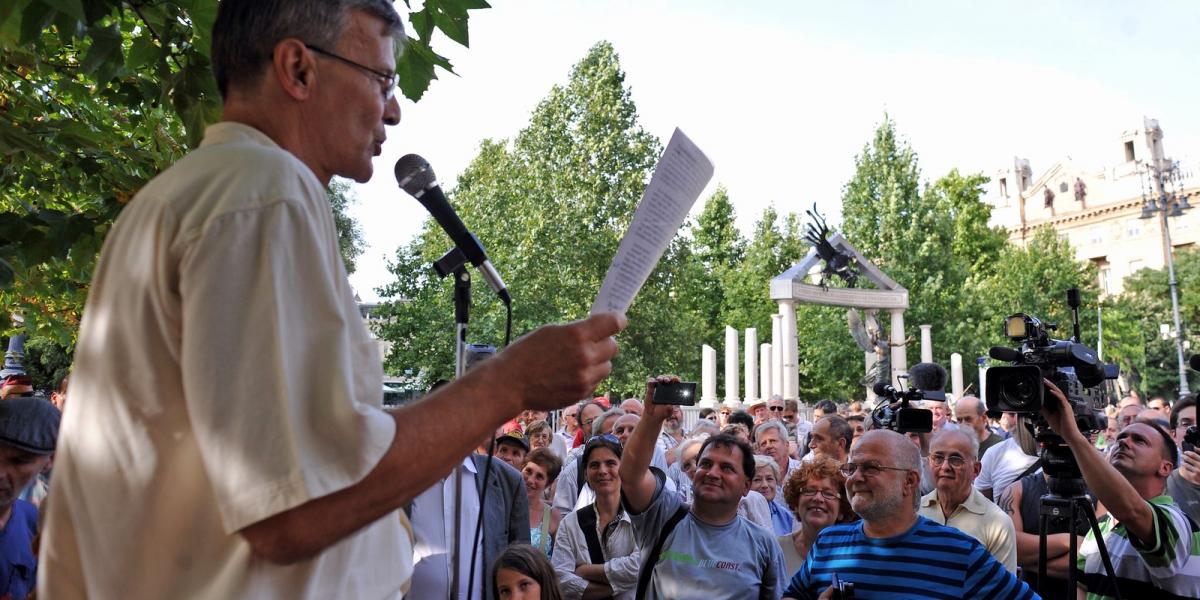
985,118,1199,295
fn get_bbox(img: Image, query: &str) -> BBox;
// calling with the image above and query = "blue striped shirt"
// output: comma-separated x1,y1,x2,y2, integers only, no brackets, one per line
783,516,1039,600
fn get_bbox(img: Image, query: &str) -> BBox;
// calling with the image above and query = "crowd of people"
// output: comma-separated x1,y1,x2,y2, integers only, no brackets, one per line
389,364,1195,599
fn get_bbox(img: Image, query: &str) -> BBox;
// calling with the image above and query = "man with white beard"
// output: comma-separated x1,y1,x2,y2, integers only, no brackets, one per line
782,430,1034,599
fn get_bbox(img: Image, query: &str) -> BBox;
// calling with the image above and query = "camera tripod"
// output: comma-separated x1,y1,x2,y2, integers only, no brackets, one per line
1036,492,1122,600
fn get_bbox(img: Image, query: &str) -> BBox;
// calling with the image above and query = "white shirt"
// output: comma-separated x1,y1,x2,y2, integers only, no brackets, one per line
39,122,406,599
411,457,484,600
552,506,640,600
974,437,1040,496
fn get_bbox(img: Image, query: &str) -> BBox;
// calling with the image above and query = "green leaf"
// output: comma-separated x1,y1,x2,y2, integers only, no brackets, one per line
126,33,159,70
396,38,436,102
431,6,469,47
80,23,121,74
408,7,434,42
41,0,84,22
18,0,54,45
443,0,492,9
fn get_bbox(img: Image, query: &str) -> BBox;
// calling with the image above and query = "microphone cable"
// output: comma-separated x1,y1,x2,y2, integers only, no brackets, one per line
465,295,513,600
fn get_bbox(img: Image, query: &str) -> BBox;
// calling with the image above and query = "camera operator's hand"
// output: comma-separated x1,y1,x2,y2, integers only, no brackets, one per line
642,374,681,422
1180,449,1200,486
1038,378,1085,443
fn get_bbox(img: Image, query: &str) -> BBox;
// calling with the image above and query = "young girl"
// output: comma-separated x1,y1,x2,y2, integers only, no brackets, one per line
493,544,563,600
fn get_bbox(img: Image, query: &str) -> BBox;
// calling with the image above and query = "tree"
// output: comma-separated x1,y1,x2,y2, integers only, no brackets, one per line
0,0,488,344
1101,247,1198,398
375,42,706,396
329,179,365,275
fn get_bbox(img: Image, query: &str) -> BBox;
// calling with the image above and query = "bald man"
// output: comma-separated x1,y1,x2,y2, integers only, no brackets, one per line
784,430,1033,600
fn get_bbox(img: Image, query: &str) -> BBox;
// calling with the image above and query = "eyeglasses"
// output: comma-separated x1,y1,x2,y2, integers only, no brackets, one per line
929,453,969,468
768,406,785,412
704,415,718,421
799,488,840,501
305,44,398,102
838,461,911,478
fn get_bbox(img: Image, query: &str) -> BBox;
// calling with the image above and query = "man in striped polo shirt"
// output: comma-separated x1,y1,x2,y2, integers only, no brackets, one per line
1036,381,1200,600
783,429,1036,600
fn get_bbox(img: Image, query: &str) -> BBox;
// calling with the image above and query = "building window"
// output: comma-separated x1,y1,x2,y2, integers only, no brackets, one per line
1124,140,1136,162
1099,267,1112,295
1127,220,1141,238
999,178,1008,197
1089,227,1103,245
1129,258,1145,274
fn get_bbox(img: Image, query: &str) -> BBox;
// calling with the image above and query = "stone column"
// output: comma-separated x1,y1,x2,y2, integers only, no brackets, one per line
724,326,739,405
950,353,964,401
780,301,799,400
701,344,717,407
919,324,933,363
864,351,878,403
744,328,758,403
760,343,773,399
771,314,784,397
889,308,907,387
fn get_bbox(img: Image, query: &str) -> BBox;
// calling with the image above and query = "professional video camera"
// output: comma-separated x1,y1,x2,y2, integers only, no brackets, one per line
869,379,944,434
985,288,1118,495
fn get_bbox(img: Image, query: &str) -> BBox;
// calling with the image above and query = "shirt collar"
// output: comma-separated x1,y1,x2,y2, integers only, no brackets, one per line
199,121,281,150
920,487,989,515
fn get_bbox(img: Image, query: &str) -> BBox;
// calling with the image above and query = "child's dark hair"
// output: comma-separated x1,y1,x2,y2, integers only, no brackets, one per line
492,543,563,600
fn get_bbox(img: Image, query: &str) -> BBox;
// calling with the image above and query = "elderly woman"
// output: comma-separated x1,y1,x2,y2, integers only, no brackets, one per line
779,456,852,576
522,448,563,556
752,455,795,536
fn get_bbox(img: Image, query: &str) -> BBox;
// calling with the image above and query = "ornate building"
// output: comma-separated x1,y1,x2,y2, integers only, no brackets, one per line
985,118,1198,295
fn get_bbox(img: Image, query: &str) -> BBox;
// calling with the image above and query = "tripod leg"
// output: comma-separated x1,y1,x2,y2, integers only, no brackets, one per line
1067,500,1077,599
1037,511,1049,597
1080,499,1123,600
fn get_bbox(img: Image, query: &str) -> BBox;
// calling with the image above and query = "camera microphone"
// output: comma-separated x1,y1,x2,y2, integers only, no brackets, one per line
989,346,1022,363
873,381,895,398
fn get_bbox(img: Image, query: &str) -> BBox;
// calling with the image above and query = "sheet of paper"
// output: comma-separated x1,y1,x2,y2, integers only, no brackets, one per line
592,128,714,315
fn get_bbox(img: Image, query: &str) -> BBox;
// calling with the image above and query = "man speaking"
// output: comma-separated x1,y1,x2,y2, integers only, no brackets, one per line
38,1,625,598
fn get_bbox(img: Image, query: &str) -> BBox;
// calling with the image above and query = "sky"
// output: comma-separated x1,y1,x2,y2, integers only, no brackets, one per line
348,0,1200,301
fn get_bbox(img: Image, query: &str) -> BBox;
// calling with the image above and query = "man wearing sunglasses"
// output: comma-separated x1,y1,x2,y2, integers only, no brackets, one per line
918,429,1017,573
783,429,1034,600
39,1,627,598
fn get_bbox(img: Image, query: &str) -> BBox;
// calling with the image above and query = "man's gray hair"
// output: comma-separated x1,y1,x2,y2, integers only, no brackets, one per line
212,0,405,98
754,421,789,445
593,407,626,438
675,437,705,464
930,427,980,460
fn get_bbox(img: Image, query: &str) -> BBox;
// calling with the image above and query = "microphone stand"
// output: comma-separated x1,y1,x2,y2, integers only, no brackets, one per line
433,247,471,600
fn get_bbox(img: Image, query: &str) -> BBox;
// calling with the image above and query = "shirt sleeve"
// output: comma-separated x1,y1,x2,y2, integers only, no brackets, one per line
975,445,997,490
603,548,641,594
623,468,678,550
179,197,395,533
782,552,816,600
761,533,788,600
554,457,580,514
551,512,589,600
962,538,1037,600
1127,500,1191,577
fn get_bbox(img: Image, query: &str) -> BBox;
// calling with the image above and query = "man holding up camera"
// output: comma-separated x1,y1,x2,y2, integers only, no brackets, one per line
620,376,786,600
1040,380,1200,600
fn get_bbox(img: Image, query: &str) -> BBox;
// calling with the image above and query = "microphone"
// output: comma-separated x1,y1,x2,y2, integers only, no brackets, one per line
394,154,510,304
989,346,1022,363
1191,354,1200,371
873,381,895,398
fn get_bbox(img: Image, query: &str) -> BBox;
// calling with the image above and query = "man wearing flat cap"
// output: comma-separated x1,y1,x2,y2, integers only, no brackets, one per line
0,397,60,600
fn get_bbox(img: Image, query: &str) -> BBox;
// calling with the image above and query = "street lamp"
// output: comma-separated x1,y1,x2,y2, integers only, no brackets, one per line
1139,159,1193,395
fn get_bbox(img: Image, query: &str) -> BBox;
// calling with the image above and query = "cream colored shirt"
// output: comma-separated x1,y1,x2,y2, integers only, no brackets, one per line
919,486,1018,573
39,122,409,599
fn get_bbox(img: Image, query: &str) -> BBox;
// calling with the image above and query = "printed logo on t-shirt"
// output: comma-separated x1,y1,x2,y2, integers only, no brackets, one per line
660,550,744,572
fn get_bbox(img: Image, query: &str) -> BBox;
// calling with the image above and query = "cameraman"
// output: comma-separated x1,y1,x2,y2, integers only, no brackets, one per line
1040,379,1199,600
1166,395,1199,524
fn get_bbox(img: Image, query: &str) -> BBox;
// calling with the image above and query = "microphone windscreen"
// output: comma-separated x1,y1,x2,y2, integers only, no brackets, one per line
989,346,1022,362
394,154,436,194
1190,354,1200,371
872,381,891,397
